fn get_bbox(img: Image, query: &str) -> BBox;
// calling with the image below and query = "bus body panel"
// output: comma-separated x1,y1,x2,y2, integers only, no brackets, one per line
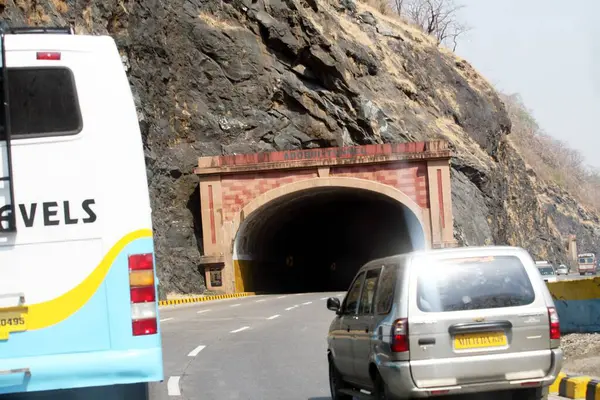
0,33,162,394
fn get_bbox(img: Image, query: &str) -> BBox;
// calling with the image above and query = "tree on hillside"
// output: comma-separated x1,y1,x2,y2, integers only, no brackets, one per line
395,0,469,51
501,92,600,211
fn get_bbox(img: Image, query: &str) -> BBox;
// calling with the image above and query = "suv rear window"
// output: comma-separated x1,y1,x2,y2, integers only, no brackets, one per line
537,266,555,275
7,67,82,137
416,255,535,312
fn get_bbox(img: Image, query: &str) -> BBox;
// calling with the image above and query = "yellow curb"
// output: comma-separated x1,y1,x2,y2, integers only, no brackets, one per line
566,376,592,399
550,372,567,394
158,292,255,307
552,373,600,399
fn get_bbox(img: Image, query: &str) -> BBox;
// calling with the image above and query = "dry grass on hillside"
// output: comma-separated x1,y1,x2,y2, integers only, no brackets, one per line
502,93,600,212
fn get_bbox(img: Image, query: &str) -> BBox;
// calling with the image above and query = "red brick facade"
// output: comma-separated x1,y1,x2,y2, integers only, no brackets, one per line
195,140,455,293
221,170,318,221
219,163,430,221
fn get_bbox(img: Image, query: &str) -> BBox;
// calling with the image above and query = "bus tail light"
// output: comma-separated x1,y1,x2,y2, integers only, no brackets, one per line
129,253,158,336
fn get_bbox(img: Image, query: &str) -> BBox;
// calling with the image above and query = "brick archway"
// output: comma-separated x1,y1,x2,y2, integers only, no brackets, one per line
195,140,456,293
235,176,427,237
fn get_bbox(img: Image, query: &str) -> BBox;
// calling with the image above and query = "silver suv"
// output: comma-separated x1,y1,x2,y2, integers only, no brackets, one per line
326,246,563,400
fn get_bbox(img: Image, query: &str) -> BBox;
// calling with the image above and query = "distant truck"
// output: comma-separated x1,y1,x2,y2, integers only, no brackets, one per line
577,253,597,275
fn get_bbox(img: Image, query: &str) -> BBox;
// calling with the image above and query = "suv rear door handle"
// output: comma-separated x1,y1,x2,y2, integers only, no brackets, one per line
448,320,512,335
418,338,435,345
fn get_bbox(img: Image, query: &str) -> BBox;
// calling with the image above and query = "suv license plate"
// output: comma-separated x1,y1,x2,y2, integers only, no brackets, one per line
454,331,507,350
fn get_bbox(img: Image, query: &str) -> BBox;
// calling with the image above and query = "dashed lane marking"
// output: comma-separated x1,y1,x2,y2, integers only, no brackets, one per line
167,376,181,396
197,309,211,314
230,303,241,307
255,299,267,303
285,305,298,311
320,297,328,300
267,314,280,320
277,295,287,299
302,301,312,305
160,318,174,322
187,345,206,357
230,326,250,333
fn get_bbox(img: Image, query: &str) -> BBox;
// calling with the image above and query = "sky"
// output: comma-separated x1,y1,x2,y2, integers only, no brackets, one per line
454,0,600,168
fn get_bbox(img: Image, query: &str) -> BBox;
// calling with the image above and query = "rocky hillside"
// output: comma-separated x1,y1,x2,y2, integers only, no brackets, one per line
4,0,600,293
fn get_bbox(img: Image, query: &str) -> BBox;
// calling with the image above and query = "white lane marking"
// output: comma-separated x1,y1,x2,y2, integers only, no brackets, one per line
285,305,298,311
267,314,280,320
320,297,328,300
230,303,241,307
277,295,287,299
160,318,174,322
167,376,181,396
302,301,312,305
197,309,211,314
230,326,250,333
255,299,267,303
187,345,206,357
337,294,344,297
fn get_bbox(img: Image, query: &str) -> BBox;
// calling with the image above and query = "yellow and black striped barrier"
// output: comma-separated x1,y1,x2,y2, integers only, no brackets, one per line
550,372,600,399
158,292,255,307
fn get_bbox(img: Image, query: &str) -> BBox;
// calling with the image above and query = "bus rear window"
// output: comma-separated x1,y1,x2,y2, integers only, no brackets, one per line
7,67,82,137
416,255,535,312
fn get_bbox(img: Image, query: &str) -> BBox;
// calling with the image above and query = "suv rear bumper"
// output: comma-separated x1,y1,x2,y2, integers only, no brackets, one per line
0,347,163,395
378,348,563,398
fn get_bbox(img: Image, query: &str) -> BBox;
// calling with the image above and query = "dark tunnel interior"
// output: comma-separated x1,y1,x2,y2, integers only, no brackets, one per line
234,187,424,294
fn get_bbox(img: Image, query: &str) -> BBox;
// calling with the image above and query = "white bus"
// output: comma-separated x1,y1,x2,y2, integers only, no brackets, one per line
0,26,163,395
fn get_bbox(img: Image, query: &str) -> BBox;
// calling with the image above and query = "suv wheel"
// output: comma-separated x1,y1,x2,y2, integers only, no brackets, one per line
373,372,393,400
328,358,352,400
512,388,546,400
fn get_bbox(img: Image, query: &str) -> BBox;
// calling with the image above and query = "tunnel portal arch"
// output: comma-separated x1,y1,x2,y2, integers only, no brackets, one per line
195,141,456,293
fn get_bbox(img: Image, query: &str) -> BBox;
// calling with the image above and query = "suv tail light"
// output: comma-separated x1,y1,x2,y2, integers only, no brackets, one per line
548,307,560,340
129,253,158,336
391,318,409,352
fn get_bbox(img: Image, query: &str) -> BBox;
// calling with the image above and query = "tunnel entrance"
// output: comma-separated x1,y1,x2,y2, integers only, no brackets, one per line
234,187,424,293
195,141,456,294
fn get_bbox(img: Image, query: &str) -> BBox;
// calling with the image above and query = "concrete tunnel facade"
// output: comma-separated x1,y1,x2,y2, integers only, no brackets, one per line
194,140,457,294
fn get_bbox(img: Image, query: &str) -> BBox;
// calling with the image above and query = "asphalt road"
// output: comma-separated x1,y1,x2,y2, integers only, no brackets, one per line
150,292,340,400
556,272,597,281
150,294,565,400
0,292,568,400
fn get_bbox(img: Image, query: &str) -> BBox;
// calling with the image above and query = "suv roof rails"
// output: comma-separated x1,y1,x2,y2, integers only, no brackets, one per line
0,26,74,35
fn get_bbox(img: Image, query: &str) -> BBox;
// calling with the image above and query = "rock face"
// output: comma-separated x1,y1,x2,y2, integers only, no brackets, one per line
4,0,599,293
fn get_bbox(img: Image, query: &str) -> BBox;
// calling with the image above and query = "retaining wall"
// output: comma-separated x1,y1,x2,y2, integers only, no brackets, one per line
548,277,600,333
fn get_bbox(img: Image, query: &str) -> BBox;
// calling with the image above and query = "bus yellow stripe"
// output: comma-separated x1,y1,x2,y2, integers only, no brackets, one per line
26,228,153,330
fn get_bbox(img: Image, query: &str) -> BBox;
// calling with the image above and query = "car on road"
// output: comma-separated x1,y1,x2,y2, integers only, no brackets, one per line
326,246,563,400
535,261,558,283
556,264,569,276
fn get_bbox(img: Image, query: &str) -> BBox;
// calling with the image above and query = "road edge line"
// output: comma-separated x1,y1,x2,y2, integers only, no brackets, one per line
158,292,255,308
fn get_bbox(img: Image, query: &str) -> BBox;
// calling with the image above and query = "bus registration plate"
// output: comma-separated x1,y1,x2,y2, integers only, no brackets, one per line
0,310,28,340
